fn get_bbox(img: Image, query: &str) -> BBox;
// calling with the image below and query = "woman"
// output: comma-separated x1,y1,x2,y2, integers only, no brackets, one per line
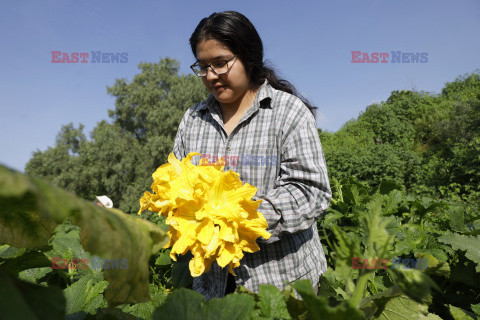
172,10,331,300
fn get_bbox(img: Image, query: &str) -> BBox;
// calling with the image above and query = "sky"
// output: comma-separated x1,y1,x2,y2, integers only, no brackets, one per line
1,0,479,173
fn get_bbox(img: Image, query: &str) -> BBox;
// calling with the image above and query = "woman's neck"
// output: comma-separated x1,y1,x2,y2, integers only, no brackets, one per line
219,88,259,121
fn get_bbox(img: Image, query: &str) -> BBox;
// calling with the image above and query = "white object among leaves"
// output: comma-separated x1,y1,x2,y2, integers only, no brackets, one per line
96,195,113,208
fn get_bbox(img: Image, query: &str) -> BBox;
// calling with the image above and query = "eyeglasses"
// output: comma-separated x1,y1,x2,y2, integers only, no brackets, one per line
190,55,237,77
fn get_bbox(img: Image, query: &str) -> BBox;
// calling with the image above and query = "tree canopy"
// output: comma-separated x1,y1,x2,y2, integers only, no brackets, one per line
320,70,480,210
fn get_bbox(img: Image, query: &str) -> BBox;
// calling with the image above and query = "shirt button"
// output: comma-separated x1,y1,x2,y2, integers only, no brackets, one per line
226,147,231,151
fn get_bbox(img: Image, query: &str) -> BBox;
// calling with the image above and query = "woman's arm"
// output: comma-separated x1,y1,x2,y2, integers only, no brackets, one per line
172,114,187,160
254,109,331,243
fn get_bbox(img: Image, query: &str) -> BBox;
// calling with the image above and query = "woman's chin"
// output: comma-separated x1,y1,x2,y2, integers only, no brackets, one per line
211,91,233,104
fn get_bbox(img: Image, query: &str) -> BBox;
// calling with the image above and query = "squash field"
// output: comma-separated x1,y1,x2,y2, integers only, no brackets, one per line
1,165,479,319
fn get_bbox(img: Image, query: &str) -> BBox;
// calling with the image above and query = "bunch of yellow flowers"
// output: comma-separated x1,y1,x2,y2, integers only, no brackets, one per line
138,152,271,277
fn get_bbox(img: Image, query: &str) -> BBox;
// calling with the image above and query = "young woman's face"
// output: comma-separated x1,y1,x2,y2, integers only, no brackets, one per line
195,39,252,108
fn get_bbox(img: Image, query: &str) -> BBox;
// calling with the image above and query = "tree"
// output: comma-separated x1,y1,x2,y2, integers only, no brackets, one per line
26,58,208,213
320,70,480,205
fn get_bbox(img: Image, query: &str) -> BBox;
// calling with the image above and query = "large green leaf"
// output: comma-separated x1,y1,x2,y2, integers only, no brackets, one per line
471,303,480,318
152,288,205,320
359,285,403,318
387,268,439,303
0,244,26,259
48,221,90,262
0,250,51,275
0,165,168,306
359,285,442,319
418,253,450,278
152,288,256,320
118,285,168,320
64,276,109,316
203,294,255,320
438,233,480,272
155,250,172,267
448,305,476,320
0,269,65,320
257,284,291,319
293,280,365,320
371,294,433,320
18,267,52,284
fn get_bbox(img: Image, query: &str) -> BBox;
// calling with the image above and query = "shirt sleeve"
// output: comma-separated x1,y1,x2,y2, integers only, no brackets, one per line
172,113,187,159
254,107,331,244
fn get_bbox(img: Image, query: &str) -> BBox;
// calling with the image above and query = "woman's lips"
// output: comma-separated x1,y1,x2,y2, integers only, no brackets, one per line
213,84,226,92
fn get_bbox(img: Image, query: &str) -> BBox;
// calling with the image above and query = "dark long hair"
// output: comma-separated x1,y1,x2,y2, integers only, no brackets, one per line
189,11,317,118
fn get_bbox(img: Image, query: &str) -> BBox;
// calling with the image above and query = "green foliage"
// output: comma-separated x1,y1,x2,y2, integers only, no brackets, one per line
441,71,480,101
439,233,480,272
152,288,255,320
63,277,109,315
321,71,480,212
294,280,365,319
1,169,480,319
0,269,66,319
0,165,168,306
257,284,291,319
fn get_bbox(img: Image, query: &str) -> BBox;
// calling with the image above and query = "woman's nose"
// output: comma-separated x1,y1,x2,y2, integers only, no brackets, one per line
205,67,219,81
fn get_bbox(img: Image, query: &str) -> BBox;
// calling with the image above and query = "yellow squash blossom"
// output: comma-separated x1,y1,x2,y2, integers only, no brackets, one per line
138,152,271,277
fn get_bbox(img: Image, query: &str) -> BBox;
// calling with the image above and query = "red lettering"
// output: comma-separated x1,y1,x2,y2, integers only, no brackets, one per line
361,52,371,63
351,51,362,63
69,258,79,269
351,257,362,269
380,52,389,63
61,52,71,63
229,155,238,166
380,259,389,269
51,257,62,269
371,52,379,63
361,258,370,269
51,51,61,63
219,156,228,166
71,52,79,63
369,258,379,269
79,52,89,63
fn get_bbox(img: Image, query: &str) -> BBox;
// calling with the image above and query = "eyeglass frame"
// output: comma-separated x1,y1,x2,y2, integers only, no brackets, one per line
190,55,237,77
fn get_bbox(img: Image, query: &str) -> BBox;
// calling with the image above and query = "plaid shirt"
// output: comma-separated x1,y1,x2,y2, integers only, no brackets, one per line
172,80,331,300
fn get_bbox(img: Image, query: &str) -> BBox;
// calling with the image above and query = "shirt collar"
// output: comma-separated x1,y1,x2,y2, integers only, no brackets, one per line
197,79,273,112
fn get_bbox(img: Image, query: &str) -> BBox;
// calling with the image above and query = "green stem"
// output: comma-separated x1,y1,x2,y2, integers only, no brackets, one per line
349,272,370,308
